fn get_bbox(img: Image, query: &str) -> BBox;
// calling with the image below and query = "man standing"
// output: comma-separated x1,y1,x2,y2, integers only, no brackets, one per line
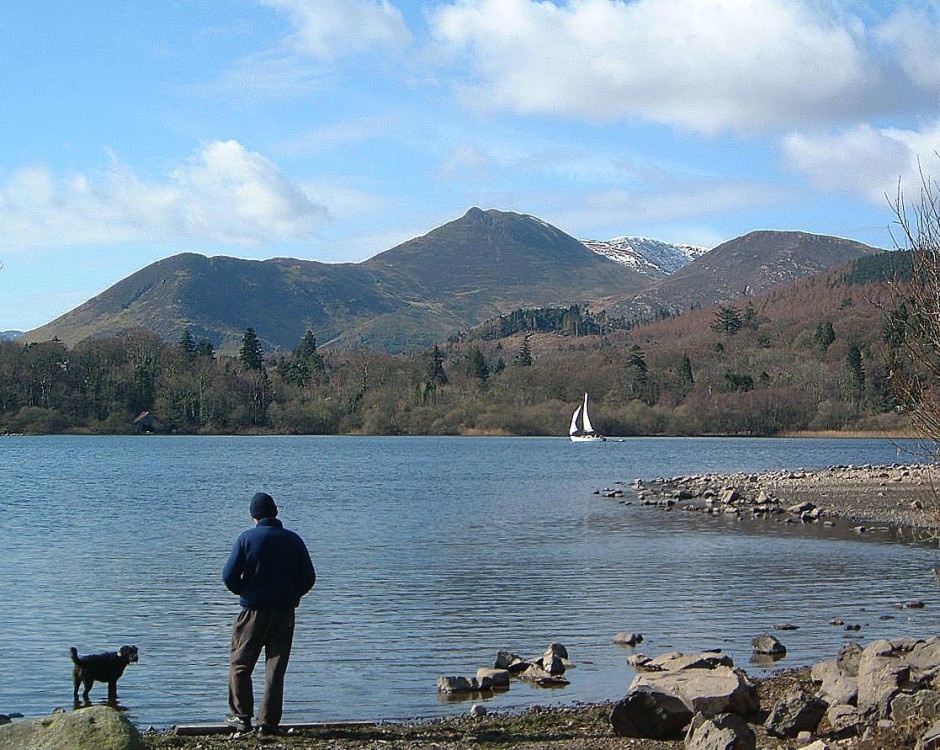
223,492,316,736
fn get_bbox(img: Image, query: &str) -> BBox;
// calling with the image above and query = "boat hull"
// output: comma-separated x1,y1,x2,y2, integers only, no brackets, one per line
569,434,606,442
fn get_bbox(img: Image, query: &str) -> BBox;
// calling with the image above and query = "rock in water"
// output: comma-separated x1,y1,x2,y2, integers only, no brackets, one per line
751,634,786,655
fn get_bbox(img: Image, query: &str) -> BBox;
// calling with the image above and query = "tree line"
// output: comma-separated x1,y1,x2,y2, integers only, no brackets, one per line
0,266,917,436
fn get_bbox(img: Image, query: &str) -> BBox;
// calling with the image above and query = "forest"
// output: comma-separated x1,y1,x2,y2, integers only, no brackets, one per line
0,253,920,438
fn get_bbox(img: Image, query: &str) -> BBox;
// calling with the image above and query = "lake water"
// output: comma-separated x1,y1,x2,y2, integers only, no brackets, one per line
1,435,939,729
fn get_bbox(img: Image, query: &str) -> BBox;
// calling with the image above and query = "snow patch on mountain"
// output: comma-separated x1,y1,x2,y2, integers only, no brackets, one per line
582,236,710,275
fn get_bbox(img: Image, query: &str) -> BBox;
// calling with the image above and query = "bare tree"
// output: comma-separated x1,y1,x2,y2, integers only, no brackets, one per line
889,166,940,455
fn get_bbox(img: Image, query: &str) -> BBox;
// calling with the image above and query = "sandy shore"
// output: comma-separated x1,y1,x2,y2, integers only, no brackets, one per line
142,461,940,750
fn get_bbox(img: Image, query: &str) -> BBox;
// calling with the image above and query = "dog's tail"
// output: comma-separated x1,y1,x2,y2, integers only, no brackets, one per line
69,646,81,665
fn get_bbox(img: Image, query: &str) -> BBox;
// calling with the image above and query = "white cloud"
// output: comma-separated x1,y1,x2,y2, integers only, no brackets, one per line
261,0,411,61
783,121,940,205
876,6,940,91
0,141,328,251
429,0,888,133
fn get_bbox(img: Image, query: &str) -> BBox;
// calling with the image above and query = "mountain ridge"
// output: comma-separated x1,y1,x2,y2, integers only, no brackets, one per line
24,209,883,353
581,235,708,274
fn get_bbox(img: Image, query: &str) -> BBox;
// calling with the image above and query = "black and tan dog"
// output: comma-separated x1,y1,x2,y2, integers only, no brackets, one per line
70,645,139,702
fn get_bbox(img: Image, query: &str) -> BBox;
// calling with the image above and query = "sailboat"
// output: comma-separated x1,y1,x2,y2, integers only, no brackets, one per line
569,393,605,442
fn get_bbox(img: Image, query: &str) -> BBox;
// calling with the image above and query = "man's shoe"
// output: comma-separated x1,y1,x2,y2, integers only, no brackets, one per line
257,724,288,737
225,714,252,733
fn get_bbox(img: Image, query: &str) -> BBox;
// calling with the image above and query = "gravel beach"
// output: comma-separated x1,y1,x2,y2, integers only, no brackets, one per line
142,462,940,750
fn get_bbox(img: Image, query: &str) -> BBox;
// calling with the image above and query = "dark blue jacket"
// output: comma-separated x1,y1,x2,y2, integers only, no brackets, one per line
222,518,316,609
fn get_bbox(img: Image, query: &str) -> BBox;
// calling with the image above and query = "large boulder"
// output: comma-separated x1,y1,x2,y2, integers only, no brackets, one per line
644,651,734,672
826,703,864,737
519,663,569,686
857,639,911,717
905,638,940,674
476,667,510,689
613,632,643,646
684,711,756,750
811,659,858,706
751,634,786,656
836,642,863,677
437,675,494,693
610,685,693,739
494,650,528,673
541,643,568,676
892,690,940,725
631,666,759,718
0,706,143,750
763,686,827,739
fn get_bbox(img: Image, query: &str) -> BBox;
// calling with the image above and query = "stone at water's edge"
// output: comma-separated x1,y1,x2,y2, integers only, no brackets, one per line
0,705,144,750
610,685,692,739
685,712,756,750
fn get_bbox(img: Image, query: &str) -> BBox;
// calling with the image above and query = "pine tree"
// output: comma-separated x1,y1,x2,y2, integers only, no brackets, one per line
427,345,448,385
513,334,533,367
466,347,489,382
296,330,317,360
625,344,649,400
814,321,836,351
295,329,325,375
846,342,866,394
179,328,196,358
197,338,215,359
711,306,743,336
240,327,264,370
679,353,694,387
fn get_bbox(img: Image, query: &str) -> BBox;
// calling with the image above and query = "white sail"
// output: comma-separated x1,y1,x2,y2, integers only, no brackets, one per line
580,393,594,434
569,404,583,436
569,393,605,441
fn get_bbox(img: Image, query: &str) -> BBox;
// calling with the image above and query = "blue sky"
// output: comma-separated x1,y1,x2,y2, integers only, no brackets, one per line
2,0,939,331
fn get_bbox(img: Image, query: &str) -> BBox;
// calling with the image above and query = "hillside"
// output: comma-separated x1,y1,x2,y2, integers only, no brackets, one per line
25,212,882,354
440,251,910,437
25,253,389,353
27,209,650,353
605,230,883,320
0,251,915,437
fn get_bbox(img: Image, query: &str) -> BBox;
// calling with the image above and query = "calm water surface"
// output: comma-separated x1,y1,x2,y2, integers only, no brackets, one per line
1,435,938,727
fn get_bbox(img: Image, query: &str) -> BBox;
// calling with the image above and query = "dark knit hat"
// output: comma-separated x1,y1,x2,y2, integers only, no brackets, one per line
250,492,278,519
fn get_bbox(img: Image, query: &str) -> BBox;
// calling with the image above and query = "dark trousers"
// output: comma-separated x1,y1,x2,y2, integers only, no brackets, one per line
228,607,295,727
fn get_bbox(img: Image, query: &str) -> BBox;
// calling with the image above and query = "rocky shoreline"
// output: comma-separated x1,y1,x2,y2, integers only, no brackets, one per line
8,462,940,750
609,463,940,538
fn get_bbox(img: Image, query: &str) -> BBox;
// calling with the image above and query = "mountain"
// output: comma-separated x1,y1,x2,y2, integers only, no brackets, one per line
603,230,883,319
26,208,650,353
0,331,22,341
24,212,884,354
581,236,708,274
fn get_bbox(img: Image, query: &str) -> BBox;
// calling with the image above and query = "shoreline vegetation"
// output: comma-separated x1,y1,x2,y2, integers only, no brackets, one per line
140,461,940,750
0,265,920,438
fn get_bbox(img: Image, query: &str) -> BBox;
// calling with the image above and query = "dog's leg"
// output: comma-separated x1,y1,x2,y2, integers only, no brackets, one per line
72,669,81,699
82,677,93,700
107,680,118,702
